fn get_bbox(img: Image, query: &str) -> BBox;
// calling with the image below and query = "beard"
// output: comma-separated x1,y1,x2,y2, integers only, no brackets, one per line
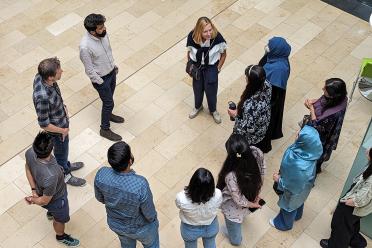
97,30,106,37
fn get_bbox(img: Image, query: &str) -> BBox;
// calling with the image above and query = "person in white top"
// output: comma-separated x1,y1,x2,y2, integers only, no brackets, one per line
176,168,222,248
79,13,124,142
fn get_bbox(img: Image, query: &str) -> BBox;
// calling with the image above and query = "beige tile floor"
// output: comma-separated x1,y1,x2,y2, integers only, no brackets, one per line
0,0,372,247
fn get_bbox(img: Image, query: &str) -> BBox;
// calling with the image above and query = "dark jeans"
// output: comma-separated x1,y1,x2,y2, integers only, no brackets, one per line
328,203,367,248
92,69,116,129
53,135,71,174
192,65,218,113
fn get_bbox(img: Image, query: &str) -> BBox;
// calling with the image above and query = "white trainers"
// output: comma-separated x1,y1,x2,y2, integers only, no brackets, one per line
269,218,275,228
212,111,222,124
189,106,203,119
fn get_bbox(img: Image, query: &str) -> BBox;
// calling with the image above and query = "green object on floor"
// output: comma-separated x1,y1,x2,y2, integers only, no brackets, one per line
340,118,372,239
360,58,372,78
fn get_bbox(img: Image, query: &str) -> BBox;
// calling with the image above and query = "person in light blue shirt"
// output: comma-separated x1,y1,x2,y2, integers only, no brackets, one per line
94,141,159,248
270,125,322,231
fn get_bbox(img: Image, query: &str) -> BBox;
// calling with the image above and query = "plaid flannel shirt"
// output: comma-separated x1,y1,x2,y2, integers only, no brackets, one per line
32,74,69,128
94,167,158,234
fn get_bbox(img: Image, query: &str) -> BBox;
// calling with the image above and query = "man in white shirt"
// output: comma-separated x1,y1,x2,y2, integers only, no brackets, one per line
79,13,123,141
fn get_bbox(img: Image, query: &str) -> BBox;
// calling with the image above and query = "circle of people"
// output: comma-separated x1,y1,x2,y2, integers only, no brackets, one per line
24,15,372,248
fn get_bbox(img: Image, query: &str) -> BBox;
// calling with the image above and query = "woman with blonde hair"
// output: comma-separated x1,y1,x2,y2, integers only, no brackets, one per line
186,16,227,124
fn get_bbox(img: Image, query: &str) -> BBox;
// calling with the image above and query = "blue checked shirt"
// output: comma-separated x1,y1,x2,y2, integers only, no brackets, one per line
94,167,157,233
32,74,69,128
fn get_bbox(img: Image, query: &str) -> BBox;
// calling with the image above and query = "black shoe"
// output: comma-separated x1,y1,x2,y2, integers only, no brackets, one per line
320,239,329,248
110,114,124,123
100,128,122,141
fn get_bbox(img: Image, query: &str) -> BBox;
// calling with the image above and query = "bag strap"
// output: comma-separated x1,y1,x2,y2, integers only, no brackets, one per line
201,38,215,65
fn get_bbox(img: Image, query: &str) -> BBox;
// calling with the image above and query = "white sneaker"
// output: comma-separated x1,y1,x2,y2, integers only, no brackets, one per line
269,218,275,228
189,106,203,119
212,111,222,124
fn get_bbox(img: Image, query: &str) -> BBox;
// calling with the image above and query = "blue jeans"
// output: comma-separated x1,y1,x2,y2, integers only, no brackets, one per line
116,220,159,248
224,216,242,246
180,217,219,248
53,134,70,174
92,69,116,129
273,204,304,231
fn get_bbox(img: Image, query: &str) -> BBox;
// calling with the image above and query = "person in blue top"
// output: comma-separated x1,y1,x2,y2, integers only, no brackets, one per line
94,141,159,248
258,37,291,153
270,125,323,231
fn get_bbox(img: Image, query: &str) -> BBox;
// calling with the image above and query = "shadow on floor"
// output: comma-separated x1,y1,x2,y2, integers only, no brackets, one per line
322,0,372,22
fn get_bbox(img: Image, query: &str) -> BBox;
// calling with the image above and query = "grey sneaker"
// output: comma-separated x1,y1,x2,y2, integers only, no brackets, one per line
212,111,222,124
57,234,80,247
69,162,84,172
65,174,86,187
189,106,203,119
100,128,122,141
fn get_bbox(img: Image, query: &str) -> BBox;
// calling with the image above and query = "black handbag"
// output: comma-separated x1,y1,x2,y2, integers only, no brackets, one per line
186,60,201,80
273,181,284,195
298,114,311,128
186,38,215,80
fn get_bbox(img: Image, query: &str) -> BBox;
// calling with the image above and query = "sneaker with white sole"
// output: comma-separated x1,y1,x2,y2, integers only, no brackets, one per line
189,106,203,119
69,162,84,172
65,174,86,187
56,234,80,247
212,111,222,124
269,218,275,228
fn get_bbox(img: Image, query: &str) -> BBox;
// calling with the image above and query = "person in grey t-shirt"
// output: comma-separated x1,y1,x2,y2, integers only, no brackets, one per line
24,132,79,247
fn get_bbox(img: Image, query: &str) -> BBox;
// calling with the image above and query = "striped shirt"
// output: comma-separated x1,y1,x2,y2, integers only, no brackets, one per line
94,167,157,234
32,74,69,128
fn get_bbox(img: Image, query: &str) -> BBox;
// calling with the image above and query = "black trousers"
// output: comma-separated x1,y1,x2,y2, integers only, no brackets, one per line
192,65,218,113
92,69,116,129
328,202,367,248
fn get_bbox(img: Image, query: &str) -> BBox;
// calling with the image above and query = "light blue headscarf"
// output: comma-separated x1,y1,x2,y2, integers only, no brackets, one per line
277,125,323,212
264,37,291,89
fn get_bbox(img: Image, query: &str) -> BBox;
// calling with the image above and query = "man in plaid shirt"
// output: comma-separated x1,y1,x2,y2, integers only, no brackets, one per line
32,57,86,187
94,141,159,248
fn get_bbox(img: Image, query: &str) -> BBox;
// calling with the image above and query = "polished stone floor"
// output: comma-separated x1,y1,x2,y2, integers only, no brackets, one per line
0,0,372,247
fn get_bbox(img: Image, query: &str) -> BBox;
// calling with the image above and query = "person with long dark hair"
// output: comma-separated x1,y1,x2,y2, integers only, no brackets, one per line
227,65,272,152
304,78,348,173
217,134,266,246
270,125,323,231
176,168,222,248
320,148,372,248
258,37,291,153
